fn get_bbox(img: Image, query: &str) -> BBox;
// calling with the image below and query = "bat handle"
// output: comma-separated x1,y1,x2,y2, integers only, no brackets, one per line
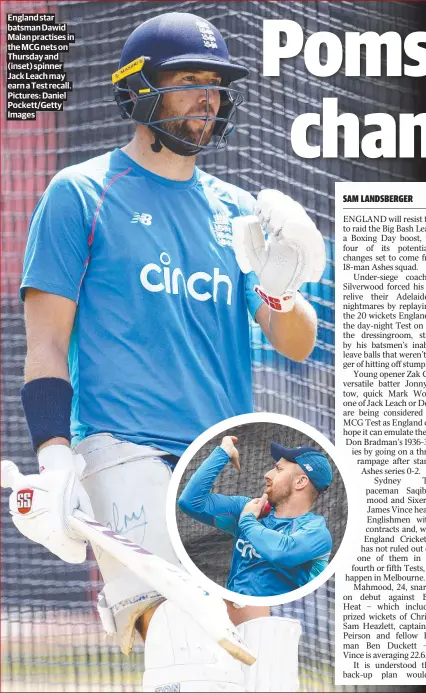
69,510,95,527
1,460,26,489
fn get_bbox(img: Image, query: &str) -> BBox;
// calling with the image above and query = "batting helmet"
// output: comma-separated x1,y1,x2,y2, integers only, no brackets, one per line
112,12,249,156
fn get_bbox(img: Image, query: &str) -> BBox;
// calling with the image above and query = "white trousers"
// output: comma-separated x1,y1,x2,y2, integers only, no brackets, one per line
74,433,180,653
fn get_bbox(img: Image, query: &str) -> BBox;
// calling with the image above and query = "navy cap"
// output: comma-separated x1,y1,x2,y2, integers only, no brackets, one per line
270,442,333,492
119,13,249,83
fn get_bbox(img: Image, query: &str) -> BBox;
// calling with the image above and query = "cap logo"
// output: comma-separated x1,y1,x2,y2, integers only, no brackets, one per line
304,464,314,472
195,20,218,49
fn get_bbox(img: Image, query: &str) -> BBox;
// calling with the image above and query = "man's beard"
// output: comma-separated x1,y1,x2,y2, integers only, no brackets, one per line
157,110,216,147
266,484,291,507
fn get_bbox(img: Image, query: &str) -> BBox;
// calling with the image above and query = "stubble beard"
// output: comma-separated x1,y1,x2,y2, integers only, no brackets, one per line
157,107,215,146
268,484,291,507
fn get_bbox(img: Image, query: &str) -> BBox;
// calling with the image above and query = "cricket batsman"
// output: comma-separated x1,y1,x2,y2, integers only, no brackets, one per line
4,12,326,693
179,437,333,597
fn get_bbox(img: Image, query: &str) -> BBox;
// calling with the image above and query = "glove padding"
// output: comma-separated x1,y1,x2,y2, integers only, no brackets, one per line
8,446,94,564
233,189,326,312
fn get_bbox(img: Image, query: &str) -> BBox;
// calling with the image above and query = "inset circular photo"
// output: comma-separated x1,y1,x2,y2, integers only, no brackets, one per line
167,415,347,605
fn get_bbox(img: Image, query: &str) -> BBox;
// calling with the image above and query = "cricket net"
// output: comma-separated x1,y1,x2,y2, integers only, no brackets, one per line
1,1,424,691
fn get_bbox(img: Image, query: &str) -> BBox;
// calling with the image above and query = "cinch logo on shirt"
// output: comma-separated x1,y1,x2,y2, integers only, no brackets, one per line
140,252,233,304
236,538,261,560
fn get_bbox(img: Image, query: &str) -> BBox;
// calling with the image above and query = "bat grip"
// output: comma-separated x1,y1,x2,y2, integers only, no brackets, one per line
68,510,94,528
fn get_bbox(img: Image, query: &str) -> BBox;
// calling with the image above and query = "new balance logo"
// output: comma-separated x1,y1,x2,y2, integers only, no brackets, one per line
131,212,152,226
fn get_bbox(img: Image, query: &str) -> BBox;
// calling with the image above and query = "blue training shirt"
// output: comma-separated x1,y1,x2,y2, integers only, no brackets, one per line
178,446,332,596
20,149,263,456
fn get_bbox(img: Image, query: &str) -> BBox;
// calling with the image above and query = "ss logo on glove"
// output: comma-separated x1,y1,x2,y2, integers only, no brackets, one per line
16,489,34,514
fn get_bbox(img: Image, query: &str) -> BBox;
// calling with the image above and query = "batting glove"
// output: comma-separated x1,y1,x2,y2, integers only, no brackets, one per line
7,446,94,564
232,189,326,312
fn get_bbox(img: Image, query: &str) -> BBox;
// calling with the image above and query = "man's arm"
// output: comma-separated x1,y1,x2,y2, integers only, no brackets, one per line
20,170,92,453
8,171,95,564
178,440,249,537
23,288,76,450
8,288,94,563
255,294,317,361
237,513,332,570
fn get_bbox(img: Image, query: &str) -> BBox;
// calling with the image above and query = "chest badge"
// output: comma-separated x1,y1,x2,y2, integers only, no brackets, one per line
212,212,233,247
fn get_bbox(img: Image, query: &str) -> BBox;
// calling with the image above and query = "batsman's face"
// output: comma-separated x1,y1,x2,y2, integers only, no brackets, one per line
264,458,302,506
155,70,222,145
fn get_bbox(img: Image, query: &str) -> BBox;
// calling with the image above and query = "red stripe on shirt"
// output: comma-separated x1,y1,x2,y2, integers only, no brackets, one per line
77,166,132,301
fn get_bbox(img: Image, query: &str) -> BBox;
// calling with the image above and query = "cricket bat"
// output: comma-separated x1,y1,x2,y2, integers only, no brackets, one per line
1,459,255,665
